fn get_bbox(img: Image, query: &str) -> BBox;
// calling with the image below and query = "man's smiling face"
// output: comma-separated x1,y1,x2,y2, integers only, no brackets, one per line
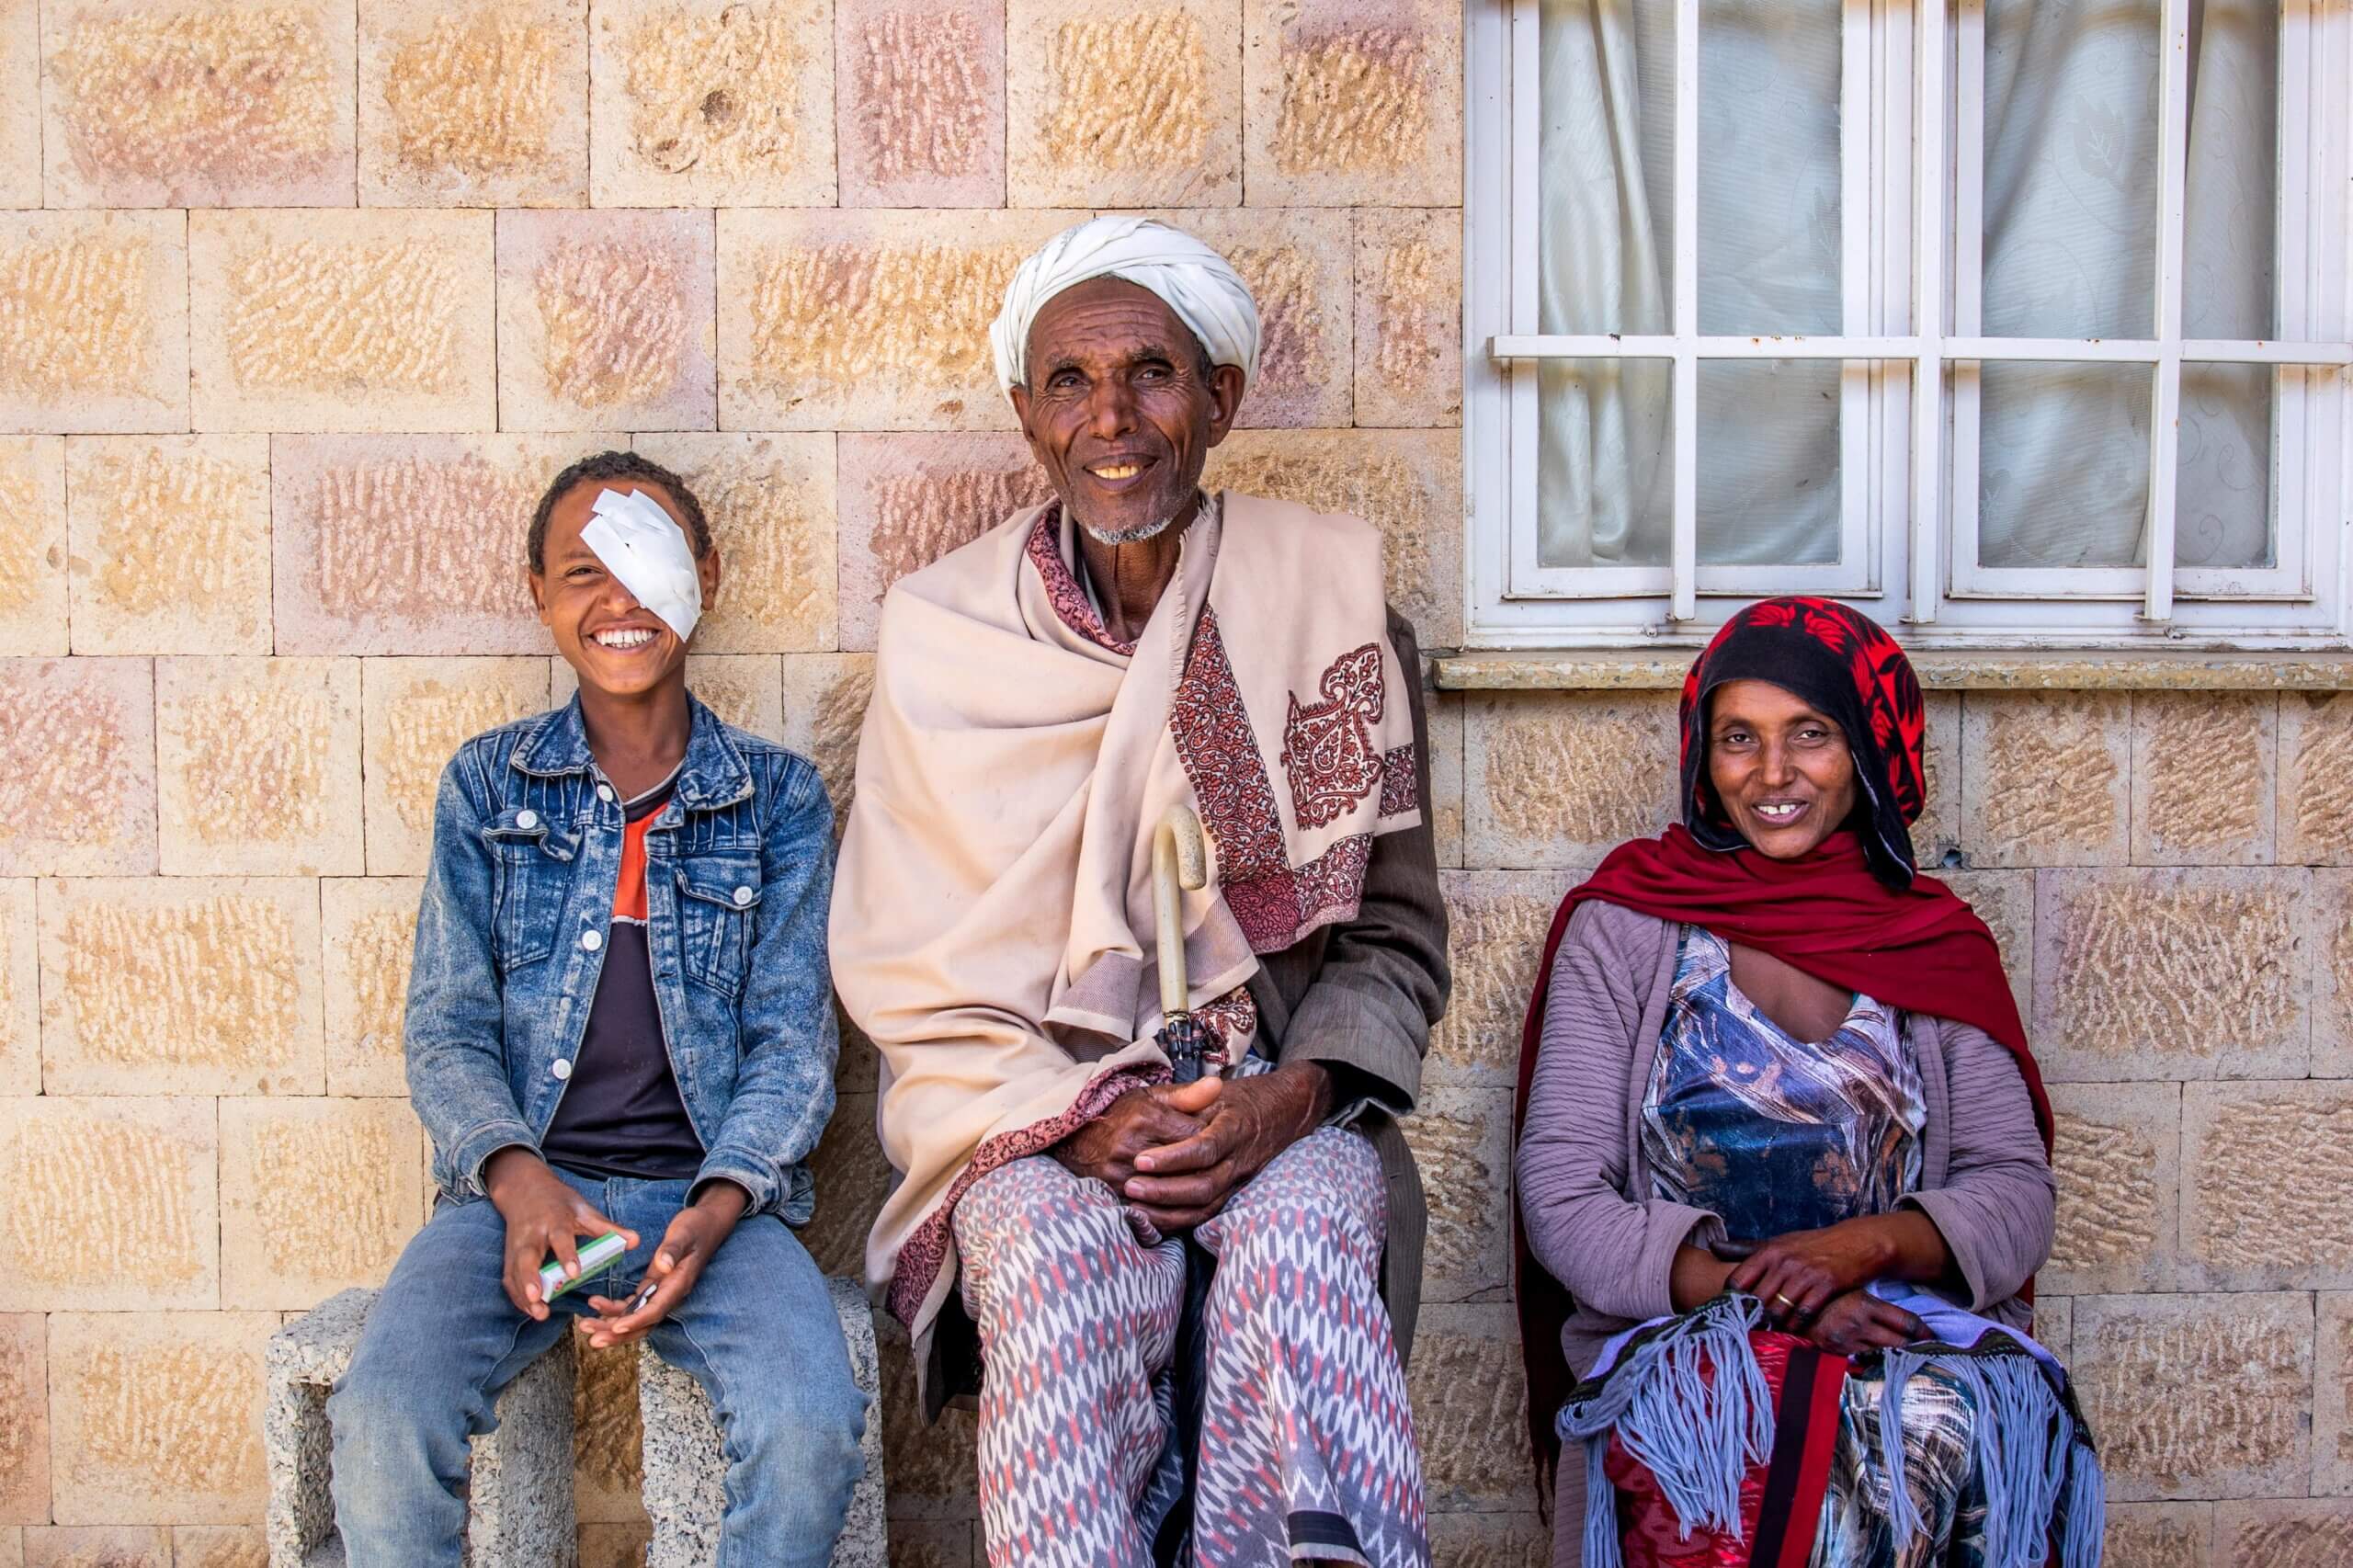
1009,277,1245,544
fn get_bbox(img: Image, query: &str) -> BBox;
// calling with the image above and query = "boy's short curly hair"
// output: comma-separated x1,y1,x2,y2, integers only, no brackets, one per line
528,450,712,574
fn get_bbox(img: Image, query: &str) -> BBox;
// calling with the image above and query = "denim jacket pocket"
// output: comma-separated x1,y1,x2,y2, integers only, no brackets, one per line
482,811,576,971
676,858,761,995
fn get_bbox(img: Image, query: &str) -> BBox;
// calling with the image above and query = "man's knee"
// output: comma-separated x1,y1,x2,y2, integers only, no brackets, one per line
955,1157,1131,1281
1214,1131,1385,1265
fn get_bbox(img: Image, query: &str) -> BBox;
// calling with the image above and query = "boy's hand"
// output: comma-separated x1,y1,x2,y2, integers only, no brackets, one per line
484,1147,639,1321
578,1181,749,1350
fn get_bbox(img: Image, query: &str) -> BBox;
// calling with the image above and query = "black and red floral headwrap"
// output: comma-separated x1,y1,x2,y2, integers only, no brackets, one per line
1678,597,1928,886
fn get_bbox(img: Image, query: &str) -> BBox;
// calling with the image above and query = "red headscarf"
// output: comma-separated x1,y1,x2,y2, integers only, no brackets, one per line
1509,597,2052,1500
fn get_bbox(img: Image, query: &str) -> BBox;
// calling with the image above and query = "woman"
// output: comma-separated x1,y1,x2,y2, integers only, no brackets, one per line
1512,597,2101,1568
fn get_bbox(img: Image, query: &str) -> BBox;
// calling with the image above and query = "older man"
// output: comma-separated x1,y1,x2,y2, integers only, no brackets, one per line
833,217,1448,1567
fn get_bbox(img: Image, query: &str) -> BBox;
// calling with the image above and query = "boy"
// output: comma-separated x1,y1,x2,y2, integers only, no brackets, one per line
329,451,864,1567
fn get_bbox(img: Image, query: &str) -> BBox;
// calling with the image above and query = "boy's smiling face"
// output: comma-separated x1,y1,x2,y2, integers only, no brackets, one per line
529,479,722,699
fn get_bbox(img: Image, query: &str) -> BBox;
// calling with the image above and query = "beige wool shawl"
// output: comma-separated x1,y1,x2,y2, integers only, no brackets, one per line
832,491,1422,1358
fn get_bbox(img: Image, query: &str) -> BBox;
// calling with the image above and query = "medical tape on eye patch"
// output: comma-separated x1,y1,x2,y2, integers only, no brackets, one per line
581,487,704,642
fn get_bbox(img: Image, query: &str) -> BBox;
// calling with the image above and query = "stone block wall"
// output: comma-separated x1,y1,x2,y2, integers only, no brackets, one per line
0,3,2340,1565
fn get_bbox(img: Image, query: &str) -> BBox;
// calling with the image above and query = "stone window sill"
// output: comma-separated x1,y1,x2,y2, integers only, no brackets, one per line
1433,651,2353,692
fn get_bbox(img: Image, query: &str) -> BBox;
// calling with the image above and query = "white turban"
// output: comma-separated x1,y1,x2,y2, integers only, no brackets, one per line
991,216,1261,393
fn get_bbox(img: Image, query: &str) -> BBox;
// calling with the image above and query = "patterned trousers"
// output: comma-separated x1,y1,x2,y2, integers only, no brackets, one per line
952,1127,1429,1568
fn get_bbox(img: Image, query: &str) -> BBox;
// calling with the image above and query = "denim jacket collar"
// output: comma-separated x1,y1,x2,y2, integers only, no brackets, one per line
507,693,755,812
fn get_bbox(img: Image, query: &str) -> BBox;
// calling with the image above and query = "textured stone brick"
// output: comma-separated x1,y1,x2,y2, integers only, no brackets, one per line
2313,870,2353,1080
2182,1080,2353,1288
2214,1500,2353,1568
40,878,324,1096
631,433,835,653
1464,692,1677,869
0,659,155,876
2033,1293,2072,1363
2033,868,2306,1081
779,653,874,821
1410,1305,1529,1510
156,657,362,876
1404,1085,1509,1305
2313,1292,2353,1495
48,1312,272,1524
0,437,64,657
1428,690,1464,869
0,1528,15,1568
835,434,1051,651
885,1520,975,1568
720,208,1062,432
1911,691,1962,868
1147,208,1352,430
22,1530,169,1568
188,208,495,433
2133,691,2276,865
1938,869,2032,1017
219,1097,420,1310
0,211,188,434
2280,691,2353,866
0,881,31,1097
168,1528,265,1568
571,1339,644,1522
2105,1503,2213,1568
2074,1291,2310,1500
877,1316,979,1516
271,433,590,656
0,1096,217,1310
361,656,551,875
554,652,785,741
498,209,714,430
1429,870,1575,1085
1202,426,1461,644
2043,1082,2177,1295
41,0,354,209
359,0,585,206
0,1314,45,1524
1245,0,1461,207
321,876,420,1096
1006,0,1240,207
836,0,1003,208
1427,1514,1551,1568
1354,208,1461,427
65,436,270,654
1958,693,2130,868
577,1521,654,1568
589,0,834,207
0,1,35,208
804,1092,889,1279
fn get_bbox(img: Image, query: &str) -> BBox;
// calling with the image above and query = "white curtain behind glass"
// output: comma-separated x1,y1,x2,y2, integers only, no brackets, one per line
1536,0,2279,575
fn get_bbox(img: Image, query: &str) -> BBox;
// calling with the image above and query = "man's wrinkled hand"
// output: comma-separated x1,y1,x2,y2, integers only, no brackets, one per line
1051,1079,1222,1189
484,1147,639,1321
1120,1062,1333,1231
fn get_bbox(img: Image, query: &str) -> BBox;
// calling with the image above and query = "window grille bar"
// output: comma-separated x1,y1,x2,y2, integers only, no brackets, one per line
2143,0,2194,622
1909,0,1947,625
1671,0,1701,622
1488,335,2353,363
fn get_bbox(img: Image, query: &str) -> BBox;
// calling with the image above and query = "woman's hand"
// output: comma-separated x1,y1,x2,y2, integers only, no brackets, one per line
578,1181,749,1350
1803,1290,1927,1358
484,1147,639,1321
1731,1211,1958,1327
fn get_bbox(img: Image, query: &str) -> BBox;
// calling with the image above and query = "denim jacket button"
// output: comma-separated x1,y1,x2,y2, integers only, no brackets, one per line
733,885,754,906
581,929,603,952
551,1058,573,1081
516,809,540,830
597,784,615,803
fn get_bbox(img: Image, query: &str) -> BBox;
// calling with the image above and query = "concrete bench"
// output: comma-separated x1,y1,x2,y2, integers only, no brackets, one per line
265,1278,886,1567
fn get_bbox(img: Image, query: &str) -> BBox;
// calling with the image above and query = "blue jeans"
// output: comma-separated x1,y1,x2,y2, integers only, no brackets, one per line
327,1168,866,1568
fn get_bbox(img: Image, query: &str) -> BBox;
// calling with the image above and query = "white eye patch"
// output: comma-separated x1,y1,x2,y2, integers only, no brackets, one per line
581,487,704,642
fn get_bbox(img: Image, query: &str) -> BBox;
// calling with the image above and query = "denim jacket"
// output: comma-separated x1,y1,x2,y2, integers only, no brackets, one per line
405,694,839,1223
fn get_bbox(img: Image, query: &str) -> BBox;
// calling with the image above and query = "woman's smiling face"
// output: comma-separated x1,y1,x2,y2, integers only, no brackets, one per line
1705,679,1859,859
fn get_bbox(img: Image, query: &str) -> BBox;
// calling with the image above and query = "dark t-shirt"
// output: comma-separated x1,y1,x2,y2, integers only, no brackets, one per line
540,776,707,1184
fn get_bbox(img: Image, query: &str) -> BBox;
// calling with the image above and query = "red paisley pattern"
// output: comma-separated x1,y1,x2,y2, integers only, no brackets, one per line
1378,744,1419,818
1279,643,1387,829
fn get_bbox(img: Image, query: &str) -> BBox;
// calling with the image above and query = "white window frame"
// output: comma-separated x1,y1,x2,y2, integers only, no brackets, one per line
1464,0,2353,651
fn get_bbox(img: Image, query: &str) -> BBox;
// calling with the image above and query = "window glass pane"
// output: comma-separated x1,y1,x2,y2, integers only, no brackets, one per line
1978,362,2154,568
1697,0,1842,335
2177,366,2277,570
1537,358,1673,567
1698,361,1841,564
1538,0,1677,342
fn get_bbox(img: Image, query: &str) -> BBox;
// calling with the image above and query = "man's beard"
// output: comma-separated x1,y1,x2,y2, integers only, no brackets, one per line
1077,491,1202,546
